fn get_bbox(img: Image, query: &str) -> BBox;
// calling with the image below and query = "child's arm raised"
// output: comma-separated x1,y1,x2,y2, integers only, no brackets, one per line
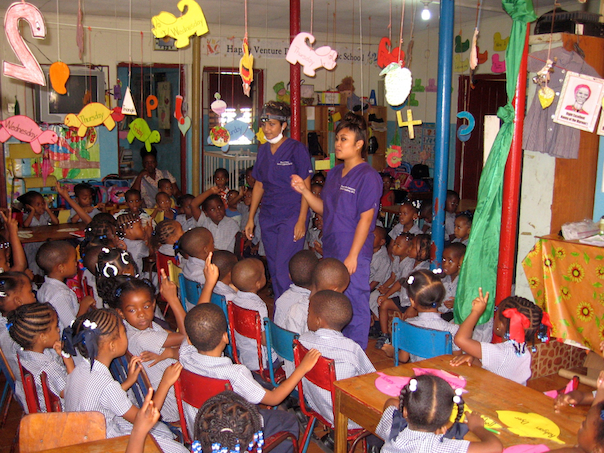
126,388,160,453
191,186,220,221
452,288,489,361
159,269,187,337
1,211,27,272
465,412,503,453
55,183,92,224
198,252,218,305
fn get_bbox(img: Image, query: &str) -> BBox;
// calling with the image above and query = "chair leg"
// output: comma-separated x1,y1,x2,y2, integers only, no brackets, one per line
348,430,371,453
0,387,13,428
299,417,317,453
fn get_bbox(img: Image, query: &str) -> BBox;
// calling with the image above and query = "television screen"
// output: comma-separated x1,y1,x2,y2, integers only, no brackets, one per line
49,75,99,114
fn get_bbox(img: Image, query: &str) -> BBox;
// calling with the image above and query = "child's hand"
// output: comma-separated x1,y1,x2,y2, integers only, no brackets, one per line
554,391,582,413
377,285,387,295
25,204,34,213
131,387,160,436
299,348,321,373
0,211,18,235
465,412,485,432
313,241,323,256
203,252,219,285
444,298,455,309
161,362,183,387
210,186,221,194
140,351,163,367
96,202,106,211
52,341,63,357
290,175,306,194
127,355,143,379
450,354,475,367
470,288,489,316
377,295,388,307
55,183,70,199
80,296,97,310
159,269,178,302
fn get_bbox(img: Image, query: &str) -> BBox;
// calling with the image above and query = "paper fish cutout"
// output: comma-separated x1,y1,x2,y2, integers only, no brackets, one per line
0,115,58,154
208,125,230,151
239,39,254,96
411,79,425,93
426,79,437,92
386,145,403,168
146,95,158,118
211,93,227,116
397,109,422,139
377,37,404,68
49,62,70,94
454,54,469,73
493,32,509,51
456,111,475,142
477,46,488,64
151,0,209,48
413,368,467,390
3,2,47,86
122,86,137,116
380,63,412,106
538,87,555,109
374,372,411,397
496,411,564,444
470,29,479,70
492,54,506,74
286,32,338,77
407,93,419,107
127,118,160,152
455,35,470,53
64,103,119,137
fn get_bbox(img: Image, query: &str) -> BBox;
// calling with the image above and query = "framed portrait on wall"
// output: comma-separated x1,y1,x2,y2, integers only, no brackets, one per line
553,71,604,132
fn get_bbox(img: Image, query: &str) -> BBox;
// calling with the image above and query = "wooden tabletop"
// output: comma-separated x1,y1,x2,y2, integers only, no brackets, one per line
333,355,586,453
37,434,161,453
18,224,85,243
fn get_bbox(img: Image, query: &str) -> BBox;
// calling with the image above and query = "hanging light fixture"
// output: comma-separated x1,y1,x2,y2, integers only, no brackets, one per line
421,1,431,20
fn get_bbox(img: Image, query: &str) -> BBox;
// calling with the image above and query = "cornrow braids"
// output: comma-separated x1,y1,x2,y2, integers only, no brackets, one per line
403,269,445,309
116,212,141,238
193,390,263,453
155,220,179,245
84,213,118,245
62,308,121,368
399,375,456,432
7,302,57,350
498,296,544,354
0,271,28,305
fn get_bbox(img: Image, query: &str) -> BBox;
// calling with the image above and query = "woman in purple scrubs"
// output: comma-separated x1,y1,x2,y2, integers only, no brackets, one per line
245,102,313,300
292,112,382,348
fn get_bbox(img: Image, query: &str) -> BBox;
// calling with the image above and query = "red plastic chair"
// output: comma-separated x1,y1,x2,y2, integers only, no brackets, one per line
226,301,284,384
293,340,368,453
17,358,40,414
156,252,178,315
40,372,61,413
81,275,94,298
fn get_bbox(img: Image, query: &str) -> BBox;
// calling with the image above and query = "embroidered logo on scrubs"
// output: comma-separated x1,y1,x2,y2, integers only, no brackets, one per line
340,185,356,194
277,160,293,166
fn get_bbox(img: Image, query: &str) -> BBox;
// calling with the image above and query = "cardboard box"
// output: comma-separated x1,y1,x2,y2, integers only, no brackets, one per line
317,91,340,105
585,351,604,379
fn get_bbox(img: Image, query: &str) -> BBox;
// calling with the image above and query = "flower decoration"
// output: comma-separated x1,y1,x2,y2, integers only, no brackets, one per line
567,263,585,283
528,277,539,289
596,266,604,280
554,247,566,260
542,255,555,271
560,286,571,300
576,301,594,323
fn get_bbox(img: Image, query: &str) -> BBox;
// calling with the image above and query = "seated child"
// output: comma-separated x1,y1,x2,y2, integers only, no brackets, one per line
307,183,323,230
36,241,96,331
179,227,214,286
389,202,422,240
213,168,230,204
80,244,105,308
451,293,547,386
0,211,28,273
9,302,74,411
445,190,460,240
68,183,103,223
453,212,472,246
151,192,177,222
380,173,395,208
225,190,243,224
370,226,392,293
114,189,153,228
419,201,432,234
82,213,122,249
238,189,252,231
285,258,350,336
273,250,318,330
18,191,59,276
195,194,239,253
117,213,150,275
299,290,376,428
305,213,323,259
210,250,239,300
63,309,188,453
158,178,177,207
155,220,184,257
440,243,466,321
382,270,462,363
106,276,184,423
311,171,325,186
175,194,197,231
377,375,502,453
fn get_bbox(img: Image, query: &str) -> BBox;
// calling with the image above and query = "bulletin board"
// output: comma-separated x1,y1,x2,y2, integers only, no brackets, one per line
400,122,436,168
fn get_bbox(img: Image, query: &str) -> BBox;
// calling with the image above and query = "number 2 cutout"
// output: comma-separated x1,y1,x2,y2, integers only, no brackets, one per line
3,2,46,86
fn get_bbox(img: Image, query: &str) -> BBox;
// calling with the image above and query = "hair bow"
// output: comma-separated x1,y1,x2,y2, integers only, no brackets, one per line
538,312,552,343
502,308,530,345
192,441,203,453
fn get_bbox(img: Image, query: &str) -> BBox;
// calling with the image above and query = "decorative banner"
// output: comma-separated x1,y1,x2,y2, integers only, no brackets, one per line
3,2,47,86
48,125,100,179
493,32,510,51
151,0,209,48
121,86,137,116
0,115,58,154
211,93,227,115
454,34,470,53
174,94,191,136
146,95,158,118
64,103,118,137
208,125,230,150
286,32,338,77
380,63,412,107
49,61,70,94
239,38,254,96
377,37,403,69
492,54,506,73
496,411,564,444
456,111,475,142
127,118,161,152
397,109,422,140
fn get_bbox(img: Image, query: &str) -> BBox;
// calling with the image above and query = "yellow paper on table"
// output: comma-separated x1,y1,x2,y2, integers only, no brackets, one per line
450,404,503,431
496,411,564,444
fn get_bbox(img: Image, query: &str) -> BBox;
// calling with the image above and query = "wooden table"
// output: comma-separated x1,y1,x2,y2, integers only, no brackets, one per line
333,355,586,453
38,434,162,453
18,224,84,243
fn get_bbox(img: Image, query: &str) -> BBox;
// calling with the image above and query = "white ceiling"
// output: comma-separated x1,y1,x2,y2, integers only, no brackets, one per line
0,0,586,39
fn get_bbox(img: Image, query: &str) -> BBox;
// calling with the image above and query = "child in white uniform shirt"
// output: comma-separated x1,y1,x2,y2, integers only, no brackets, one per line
192,191,239,252
389,202,422,240
175,194,197,231
117,213,150,277
210,250,239,299
440,243,466,321
155,220,184,257
178,227,215,311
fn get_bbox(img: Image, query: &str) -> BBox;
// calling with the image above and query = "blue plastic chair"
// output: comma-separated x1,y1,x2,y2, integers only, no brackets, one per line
264,318,298,391
392,317,453,366
178,274,202,311
211,293,233,359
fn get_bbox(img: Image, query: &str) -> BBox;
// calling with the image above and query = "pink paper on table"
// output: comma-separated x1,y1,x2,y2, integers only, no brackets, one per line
503,445,549,453
374,372,411,397
544,377,577,399
413,368,467,391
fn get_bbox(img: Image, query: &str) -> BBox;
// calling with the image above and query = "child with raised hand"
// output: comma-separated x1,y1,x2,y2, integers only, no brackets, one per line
68,183,104,223
389,201,422,240
126,388,161,453
117,212,150,275
105,276,184,423
8,302,74,411
210,250,239,300
453,212,472,246
381,269,462,363
155,220,184,257
63,309,188,453
36,241,96,331
0,210,28,273
377,375,502,453
441,242,466,321
178,227,214,292
451,293,548,386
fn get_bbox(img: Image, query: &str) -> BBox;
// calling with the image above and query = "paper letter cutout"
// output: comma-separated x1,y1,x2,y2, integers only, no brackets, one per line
0,115,58,154
146,95,158,118
286,32,338,77
457,111,475,142
64,103,118,137
378,37,404,68
151,0,209,49
386,145,402,168
397,109,422,139
128,118,161,152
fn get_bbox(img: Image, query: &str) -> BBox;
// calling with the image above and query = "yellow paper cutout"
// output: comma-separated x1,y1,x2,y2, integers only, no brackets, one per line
496,411,564,444
64,103,116,137
331,112,342,123
538,87,555,109
255,128,266,144
454,54,469,73
151,0,209,49
450,404,504,431
239,39,254,97
315,159,332,171
397,109,422,139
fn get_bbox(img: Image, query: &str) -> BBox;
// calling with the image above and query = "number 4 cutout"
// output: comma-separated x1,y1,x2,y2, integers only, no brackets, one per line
3,2,47,86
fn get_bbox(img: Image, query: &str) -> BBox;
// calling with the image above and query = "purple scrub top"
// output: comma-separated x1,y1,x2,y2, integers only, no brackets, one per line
252,138,313,219
322,162,382,261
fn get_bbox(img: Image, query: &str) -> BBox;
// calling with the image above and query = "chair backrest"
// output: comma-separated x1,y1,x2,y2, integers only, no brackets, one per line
391,317,453,366
156,252,178,291
168,261,182,288
226,301,264,373
18,358,40,414
210,292,233,359
293,340,336,427
109,355,147,408
19,411,106,452
174,369,231,444
178,274,201,311
264,318,298,388
40,372,61,413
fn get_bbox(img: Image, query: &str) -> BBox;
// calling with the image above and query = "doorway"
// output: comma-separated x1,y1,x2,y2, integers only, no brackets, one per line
454,74,507,200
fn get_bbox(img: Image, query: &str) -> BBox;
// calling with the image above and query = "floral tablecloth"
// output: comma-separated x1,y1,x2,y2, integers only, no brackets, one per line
523,235,604,350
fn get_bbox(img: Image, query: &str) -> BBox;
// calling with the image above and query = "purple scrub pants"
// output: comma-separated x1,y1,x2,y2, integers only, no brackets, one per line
341,255,372,349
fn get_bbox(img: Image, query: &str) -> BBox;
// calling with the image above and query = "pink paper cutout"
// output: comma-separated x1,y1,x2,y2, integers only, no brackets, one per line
286,32,338,77
0,115,58,154
544,377,577,399
492,54,506,74
503,445,549,453
413,368,467,391
374,372,411,397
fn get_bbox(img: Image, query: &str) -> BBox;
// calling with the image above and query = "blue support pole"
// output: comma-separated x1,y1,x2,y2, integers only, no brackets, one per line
432,0,455,268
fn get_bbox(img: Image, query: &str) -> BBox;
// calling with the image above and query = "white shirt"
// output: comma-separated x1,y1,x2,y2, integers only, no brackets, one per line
481,341,532,385
18,349,67,412
196,213,239,252
389,223,422,239
370,246,392,286
232,291,274,371
274,284,311,330
440,274,458,314
37,277,79,332
284,297,310,336
123,239,149,277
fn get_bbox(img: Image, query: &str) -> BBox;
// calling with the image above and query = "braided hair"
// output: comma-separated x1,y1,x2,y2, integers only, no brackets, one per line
7,302,57,350
101,275,155,311
498,296,544,354
403,269,445,310
96,248,138,279
82,213,118,249
193,390,263,453
0,271,31,314
116,212,141,238
400,375,464,432
62,308,122,368
155,220,181,245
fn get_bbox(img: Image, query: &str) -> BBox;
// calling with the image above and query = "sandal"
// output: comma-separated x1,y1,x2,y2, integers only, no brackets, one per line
375,334,390,349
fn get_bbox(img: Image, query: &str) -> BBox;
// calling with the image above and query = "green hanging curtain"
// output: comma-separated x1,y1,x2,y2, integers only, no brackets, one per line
454,0,537,325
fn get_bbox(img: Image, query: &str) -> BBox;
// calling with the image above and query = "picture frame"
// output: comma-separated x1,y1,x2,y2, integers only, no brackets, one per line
553,71,604,133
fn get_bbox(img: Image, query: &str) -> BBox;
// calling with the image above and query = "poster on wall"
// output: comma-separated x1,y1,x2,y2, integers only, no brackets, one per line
553,71,604,133
48,125,101,180
400,122,436,167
